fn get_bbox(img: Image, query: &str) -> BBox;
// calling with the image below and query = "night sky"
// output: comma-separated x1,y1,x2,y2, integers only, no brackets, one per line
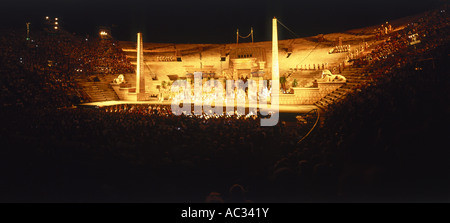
0,0,444,43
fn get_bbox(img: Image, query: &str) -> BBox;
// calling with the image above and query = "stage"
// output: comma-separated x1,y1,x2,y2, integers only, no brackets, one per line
80,100,319,114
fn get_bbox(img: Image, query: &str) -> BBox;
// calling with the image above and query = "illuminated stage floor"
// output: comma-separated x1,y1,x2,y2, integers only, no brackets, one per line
80,100,318,114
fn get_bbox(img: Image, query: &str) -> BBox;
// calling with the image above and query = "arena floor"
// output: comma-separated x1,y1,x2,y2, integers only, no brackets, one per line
80,100,319,114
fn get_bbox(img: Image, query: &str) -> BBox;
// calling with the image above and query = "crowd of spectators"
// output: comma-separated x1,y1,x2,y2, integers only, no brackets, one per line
0,24,134,109
0,30,82,108
0,102,317,202
266,6,450,202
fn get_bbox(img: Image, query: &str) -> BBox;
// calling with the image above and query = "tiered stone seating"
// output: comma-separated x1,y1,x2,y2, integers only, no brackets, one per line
314,67,371,110
77,75,120,102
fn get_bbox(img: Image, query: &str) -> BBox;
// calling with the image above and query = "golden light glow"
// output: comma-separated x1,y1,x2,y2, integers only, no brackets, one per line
100,31,108,36
55,22,58,25
54,26,58,30
55,18,58,21
45,16,49,20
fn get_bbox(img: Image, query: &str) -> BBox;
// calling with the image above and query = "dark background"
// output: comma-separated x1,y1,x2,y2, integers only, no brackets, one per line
0,0,444,43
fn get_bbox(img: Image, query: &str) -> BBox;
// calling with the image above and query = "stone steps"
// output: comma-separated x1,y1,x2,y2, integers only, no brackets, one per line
314,66,371,110
76,76,120,102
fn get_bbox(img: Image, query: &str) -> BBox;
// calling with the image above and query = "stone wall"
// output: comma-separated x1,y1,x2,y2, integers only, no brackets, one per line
317,81,345,98
279,81,344,105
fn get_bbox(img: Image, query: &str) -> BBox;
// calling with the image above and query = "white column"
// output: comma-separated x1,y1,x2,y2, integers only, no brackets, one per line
271,17,279,103
260,17,280,126
136,32,146,95
136,32,141,94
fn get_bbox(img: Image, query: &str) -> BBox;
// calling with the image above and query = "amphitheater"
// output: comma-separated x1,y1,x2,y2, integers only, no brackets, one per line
79,17,411,110
1,5,448,204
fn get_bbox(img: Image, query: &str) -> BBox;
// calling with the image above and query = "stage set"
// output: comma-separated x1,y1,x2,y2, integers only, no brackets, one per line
81,17,373,115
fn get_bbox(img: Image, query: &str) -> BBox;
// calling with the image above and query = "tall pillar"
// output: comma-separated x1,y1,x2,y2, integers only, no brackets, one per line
271,17,279,104
260,17,280,126
136,32,145,94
